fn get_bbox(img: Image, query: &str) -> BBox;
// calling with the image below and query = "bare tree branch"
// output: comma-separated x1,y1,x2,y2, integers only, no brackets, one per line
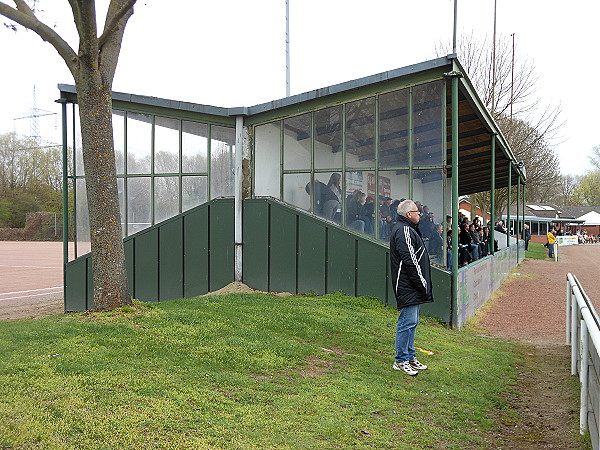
98,0,136,49
0,1,78,74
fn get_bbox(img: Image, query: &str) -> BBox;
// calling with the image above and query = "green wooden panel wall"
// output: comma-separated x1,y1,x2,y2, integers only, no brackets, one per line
134,228,159,302
269,205,298,293
356,240,388,303
183,205,209,297
159,219,183,301
86,258,94,310
124,239,135,298
297,219,326,295
64,198,453,325
242,200,269,292
326,228,357,296
65,257,87,312
208,200,235,291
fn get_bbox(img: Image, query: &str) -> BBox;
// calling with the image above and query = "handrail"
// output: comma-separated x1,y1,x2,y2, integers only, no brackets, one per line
567,272,600,446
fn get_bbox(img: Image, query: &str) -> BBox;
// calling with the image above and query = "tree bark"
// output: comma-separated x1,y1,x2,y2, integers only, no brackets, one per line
76,78,130,310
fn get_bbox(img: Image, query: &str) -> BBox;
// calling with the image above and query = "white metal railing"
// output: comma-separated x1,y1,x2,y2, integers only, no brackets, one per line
567,272,600,448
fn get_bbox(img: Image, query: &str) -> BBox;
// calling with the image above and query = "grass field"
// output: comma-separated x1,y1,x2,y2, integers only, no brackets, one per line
525,242,552,260
0,293,520,449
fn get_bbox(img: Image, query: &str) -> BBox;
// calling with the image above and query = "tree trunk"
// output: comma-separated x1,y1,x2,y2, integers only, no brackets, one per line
76,79,130,310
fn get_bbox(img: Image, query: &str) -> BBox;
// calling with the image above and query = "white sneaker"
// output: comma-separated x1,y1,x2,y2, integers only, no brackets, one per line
409,358,428,370
393,361,418,376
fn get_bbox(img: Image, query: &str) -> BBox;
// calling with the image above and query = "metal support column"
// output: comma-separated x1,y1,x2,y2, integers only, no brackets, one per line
234,116,244,282
490,134,496,255
450,72,460,328
516,174,521,262
60,99,68,311
507,163,511,247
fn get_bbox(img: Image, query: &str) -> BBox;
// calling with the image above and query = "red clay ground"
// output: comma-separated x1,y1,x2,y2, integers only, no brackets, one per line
476,244,599,449
0,241,66,320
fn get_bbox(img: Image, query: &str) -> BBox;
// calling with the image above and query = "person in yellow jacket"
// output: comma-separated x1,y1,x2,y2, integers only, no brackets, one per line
547,226,556,258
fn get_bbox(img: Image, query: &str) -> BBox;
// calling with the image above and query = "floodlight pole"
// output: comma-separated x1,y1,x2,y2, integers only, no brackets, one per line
286,0,290,97
452,0,458,54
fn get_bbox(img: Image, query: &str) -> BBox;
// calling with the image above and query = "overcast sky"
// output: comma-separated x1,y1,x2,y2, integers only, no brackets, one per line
0,0,597,176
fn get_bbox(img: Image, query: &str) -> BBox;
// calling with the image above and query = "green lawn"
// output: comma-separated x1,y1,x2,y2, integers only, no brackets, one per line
525,242,552,260
0,293,520,449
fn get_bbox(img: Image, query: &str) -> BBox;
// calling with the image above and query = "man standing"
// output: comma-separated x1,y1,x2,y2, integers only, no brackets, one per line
547,226,556,258
390,199,434,376
524,224,531,251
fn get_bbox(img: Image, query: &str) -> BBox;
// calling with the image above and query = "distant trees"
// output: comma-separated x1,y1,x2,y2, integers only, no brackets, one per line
438,33,563,218
0,132,63,227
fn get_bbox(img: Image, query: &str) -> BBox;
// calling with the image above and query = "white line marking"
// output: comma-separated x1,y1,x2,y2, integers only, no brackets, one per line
0,286,64,296
0,291,63,302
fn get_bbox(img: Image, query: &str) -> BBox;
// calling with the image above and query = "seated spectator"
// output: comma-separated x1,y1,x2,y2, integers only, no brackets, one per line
305,178,340,221
459,222,479,260
379,197,393,240
470,223,486,259
478,227,489,257
494,220,507,234
447,226,472,270
428,223,444,262
346,190,366,233
358,193,375,235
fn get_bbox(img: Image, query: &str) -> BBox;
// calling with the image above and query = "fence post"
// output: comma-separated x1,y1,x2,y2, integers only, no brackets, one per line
572,294,579,376
567,277,572,345
580,319,589,435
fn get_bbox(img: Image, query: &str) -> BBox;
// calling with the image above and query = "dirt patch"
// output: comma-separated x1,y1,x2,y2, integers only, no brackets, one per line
475,245,599,448
202,281,294,298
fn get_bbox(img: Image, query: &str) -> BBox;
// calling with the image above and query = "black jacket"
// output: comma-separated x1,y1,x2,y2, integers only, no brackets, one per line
390,216,434,310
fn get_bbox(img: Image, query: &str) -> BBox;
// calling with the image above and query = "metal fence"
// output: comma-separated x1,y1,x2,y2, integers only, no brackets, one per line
567,272,600,448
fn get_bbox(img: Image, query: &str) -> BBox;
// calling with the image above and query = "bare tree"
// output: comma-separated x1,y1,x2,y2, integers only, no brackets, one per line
551,174,581,206
0,1,136,310
589,145,600,171
438,33,563,218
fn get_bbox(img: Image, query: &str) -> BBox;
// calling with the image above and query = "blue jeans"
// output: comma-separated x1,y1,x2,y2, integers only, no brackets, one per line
395,304,420,363
548,243,554,258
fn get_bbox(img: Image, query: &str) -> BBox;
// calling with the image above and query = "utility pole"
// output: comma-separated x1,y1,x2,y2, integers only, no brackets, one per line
510,33,515,144
491,0,497,115
285,0,290,97
452,0,458,54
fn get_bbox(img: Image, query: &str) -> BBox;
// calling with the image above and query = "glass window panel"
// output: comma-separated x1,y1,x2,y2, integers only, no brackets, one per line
412,169,444,264
113,110,125,175
127,112,152,174
345,171,374,236
346,97,375,169
182,176,208,211
254,122,281,198
210,125,235,198
413,81,443,166
182,121,208,173
155,176,180,223
283,173,311,212
72,105,84,177
378,170,409,241
531,221,539,235
284,113,311,170
117,178,125,237
127,177,151,235
154,116,179,174
75,178,90,245
305,172,342,222
315,106,342,169
379,88,409,168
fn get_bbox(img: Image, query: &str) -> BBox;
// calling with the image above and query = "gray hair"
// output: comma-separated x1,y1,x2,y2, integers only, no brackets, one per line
397,199,416,217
